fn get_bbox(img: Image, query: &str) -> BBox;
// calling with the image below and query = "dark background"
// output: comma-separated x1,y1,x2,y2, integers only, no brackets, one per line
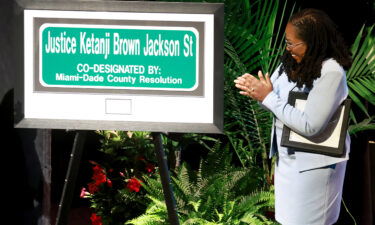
1,0,374,224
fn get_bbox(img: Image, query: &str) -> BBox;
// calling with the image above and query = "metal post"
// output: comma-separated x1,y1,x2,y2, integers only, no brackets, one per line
152,132,180,225
55,130,87,225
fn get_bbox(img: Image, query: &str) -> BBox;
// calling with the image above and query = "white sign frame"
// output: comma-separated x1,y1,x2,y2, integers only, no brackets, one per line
14,1,224,133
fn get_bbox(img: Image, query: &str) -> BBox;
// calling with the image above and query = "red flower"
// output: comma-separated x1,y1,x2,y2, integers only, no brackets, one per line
87,164,113,193
90,213,102,225
92,165,107,185
126,178,141,192
88,182,99,194
145,163,155,173
106,179,112,187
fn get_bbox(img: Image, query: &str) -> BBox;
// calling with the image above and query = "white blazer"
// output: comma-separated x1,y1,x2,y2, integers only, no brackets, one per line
261,59,350,172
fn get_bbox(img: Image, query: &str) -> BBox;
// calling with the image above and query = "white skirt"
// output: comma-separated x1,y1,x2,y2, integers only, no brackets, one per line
274,151,347,225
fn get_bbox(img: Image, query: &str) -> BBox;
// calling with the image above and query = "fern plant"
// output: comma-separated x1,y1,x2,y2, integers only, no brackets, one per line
126,142,278,225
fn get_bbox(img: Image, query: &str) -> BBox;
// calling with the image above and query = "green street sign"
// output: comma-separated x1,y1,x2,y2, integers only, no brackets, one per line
40,25,198,90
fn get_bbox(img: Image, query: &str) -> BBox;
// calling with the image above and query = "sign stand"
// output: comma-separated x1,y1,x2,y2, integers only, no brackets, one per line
152,132,180,225
55,130,87,225
16,2,223,224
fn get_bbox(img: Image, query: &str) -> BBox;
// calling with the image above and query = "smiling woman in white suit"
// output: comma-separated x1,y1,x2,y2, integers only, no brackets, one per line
234,9,352,225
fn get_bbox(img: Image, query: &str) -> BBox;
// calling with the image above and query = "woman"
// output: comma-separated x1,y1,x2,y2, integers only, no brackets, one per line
234,9,352,225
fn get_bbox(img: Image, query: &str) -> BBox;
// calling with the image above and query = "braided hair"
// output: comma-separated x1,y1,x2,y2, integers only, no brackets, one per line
279,8,352,88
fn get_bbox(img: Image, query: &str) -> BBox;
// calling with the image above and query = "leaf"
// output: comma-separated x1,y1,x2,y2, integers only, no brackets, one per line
125,214,165,225
188,200,201,212
348,116,375,135
347,24,375,118
348,91,370,118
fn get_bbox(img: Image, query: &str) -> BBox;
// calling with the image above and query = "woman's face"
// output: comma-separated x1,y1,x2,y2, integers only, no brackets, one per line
285,22,307,63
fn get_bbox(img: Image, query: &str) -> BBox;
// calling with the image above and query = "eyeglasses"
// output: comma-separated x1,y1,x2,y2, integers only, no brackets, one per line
285,40,304,49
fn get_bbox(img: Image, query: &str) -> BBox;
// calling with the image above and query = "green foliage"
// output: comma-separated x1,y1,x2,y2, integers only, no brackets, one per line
126,142,277,225
97,131,155,170
346,25,375,133
223,0,292,74
223,0,294,187
347,25,375,113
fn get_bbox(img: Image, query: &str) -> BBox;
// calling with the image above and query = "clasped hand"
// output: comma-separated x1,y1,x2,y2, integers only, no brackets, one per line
234,71,273,102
